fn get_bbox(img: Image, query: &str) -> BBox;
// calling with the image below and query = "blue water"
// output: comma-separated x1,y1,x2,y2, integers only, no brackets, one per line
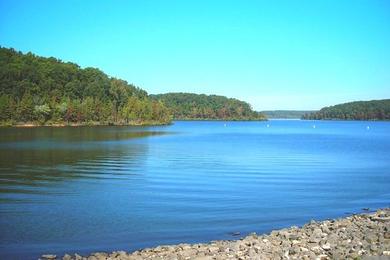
0,120,389,259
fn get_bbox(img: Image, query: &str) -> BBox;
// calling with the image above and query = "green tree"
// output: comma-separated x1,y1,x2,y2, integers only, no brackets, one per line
34,104,51,124
0,47,172,125
17,92,34,121
0,95,12,121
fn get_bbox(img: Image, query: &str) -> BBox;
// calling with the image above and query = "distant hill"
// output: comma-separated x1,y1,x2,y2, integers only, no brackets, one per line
261,110,317,119
302,99,390,120
0,47,171,126
151,93,266,120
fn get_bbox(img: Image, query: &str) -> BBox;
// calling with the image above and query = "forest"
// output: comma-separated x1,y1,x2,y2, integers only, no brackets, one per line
261,110,316,119
151,93,266,120
0,47,171,126
302,99,390,120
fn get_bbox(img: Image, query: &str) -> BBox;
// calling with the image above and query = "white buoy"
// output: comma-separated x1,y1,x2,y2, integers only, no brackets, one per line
266,124,270,128
366,126,370,130
224,123,227,127
313,125,316,129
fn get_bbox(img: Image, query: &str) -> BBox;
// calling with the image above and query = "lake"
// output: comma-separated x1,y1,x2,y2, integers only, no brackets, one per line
1,120,389,259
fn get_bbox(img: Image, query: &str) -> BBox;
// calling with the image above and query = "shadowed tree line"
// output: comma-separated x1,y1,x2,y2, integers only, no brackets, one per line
0,47,171,125
261,110,317,119
302,99,390,120
151,93,266,120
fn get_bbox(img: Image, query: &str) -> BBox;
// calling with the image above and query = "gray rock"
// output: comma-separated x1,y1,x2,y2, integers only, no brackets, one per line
62,254,72,260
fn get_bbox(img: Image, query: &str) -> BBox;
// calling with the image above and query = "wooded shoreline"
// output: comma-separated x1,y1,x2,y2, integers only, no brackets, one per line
0,120,172,127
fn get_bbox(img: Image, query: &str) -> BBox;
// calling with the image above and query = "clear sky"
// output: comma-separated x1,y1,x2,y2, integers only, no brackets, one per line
1,0,389,110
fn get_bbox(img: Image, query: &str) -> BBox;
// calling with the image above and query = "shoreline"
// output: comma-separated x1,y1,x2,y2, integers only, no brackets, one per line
0,121,172,128
42,208,390,260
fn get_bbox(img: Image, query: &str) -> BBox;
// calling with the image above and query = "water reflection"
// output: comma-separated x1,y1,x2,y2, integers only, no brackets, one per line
0,127,170,198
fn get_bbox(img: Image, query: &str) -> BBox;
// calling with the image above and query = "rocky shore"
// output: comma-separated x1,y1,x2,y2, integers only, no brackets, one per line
43,208,390,260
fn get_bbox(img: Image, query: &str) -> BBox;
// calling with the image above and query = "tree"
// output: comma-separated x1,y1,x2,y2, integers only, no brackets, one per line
0,47,172,125
150,93,266,120
17,92,34,121
302,100,390,121
34,104,51,124
0,95,12,121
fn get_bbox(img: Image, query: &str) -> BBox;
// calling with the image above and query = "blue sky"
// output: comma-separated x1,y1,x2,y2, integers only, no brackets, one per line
1,0,389,110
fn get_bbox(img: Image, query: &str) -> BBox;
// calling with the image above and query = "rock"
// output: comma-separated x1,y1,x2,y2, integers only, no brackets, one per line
42,255,56,259
62,254,72,260
316,254,329,260
300,247,309,252
180,245,192,251
208,246,219,253
279,230,290,239
289,234,300,240
292,239,301,245
290,246,301,255
309,237,321,243
321,243,331,250
193,256,214,260
321,224,330,234
371,216,390,222
312,228,323,237
365,234,378,243
358,249,367,255
377,210,388,217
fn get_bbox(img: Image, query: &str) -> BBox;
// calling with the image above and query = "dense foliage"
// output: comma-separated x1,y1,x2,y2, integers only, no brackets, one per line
261,110,317,119
151,93,266,120
0,47,171,125
302,100,390,120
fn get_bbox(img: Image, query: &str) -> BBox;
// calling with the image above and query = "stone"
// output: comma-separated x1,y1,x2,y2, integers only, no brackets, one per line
300,247,309,253
208,246,219,253
292,239,301,245
371,216,390,222
62,254,72,260
42,255,56,259
316,254,329,260
193,256,214,260
365,234,378,243
370,244,378,252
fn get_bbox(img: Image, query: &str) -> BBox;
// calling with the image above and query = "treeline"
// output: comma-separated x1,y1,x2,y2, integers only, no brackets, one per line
302,99,390,120
262,110,317,119
0,47,171,125
151,93,266,120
